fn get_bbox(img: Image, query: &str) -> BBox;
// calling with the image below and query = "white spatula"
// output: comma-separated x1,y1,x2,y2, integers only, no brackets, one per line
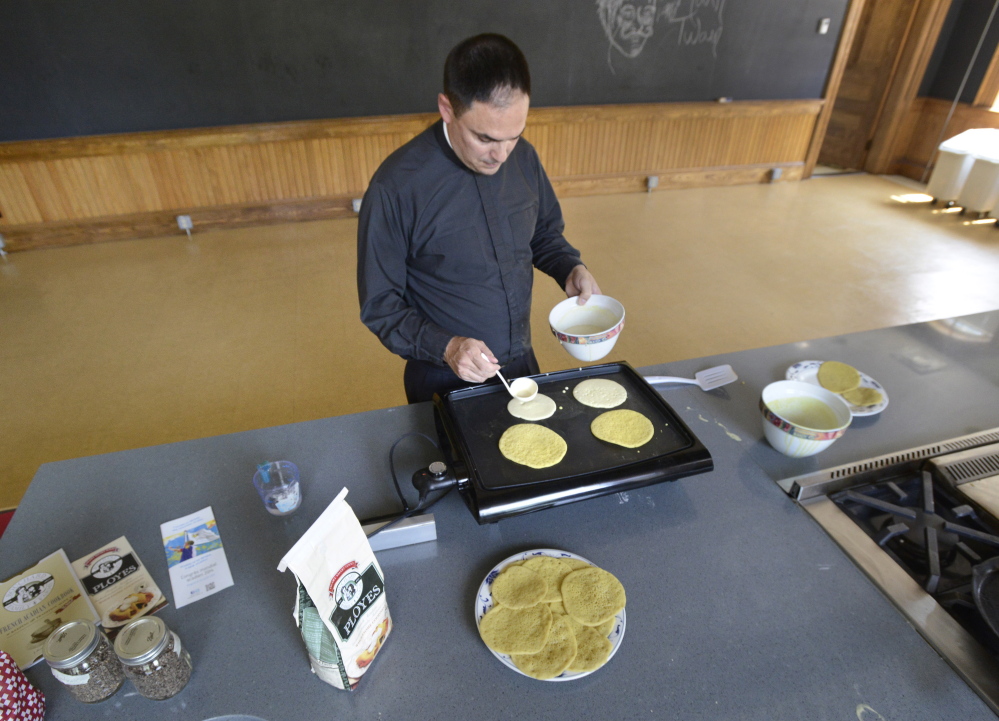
644,365,738,391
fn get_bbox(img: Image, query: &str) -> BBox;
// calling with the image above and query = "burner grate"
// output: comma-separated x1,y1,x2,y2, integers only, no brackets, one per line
832,471,999,601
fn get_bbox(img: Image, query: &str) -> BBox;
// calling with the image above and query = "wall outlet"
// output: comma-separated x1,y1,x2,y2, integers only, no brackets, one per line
770,167,783,182
176,215,193,231
351,198,362,213
646,175,659,192
0,234,6,257
818,18,831,34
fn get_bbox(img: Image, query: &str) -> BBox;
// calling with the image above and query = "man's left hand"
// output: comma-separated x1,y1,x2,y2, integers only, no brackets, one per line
565,264,602,305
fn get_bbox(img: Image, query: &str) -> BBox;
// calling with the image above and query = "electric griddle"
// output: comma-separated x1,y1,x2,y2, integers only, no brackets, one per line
427,362,713,523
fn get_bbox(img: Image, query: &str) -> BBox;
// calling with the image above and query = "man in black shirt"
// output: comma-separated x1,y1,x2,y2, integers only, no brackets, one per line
357,34,601,403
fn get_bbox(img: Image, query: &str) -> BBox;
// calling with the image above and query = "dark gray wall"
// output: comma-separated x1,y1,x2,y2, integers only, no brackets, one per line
921,0,999,104
0,0,848,142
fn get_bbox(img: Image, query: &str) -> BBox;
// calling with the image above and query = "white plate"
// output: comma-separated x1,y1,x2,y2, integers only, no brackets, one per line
474,548,626,681
785,360,889,416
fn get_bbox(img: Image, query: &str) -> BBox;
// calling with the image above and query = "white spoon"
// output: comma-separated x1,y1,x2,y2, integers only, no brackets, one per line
482,353,538,402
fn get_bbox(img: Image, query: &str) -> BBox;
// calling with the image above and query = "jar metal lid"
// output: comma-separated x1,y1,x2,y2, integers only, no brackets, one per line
113,616,168,666
42,619,100,669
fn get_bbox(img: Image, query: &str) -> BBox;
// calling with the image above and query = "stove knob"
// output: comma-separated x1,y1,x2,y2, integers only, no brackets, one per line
429,461,448,478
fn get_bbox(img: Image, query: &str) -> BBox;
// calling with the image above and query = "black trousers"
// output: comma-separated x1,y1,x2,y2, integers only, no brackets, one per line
403,349,541,404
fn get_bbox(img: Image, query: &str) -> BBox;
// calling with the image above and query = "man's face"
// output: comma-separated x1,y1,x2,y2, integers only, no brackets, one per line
438,89,529,175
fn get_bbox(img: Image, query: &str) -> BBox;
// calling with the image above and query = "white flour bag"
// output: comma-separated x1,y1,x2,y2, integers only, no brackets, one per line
278,488,391,691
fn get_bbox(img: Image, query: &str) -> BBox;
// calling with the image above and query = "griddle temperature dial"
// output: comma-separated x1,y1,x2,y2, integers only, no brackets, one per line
412,460,456,507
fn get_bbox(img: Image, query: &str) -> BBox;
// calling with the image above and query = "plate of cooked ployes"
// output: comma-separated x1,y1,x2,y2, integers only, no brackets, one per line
785,360,889,416
475,549,627,681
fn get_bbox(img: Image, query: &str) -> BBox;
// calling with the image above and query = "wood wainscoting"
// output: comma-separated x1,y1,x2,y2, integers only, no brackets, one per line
892,97,999,181
0,100,822,252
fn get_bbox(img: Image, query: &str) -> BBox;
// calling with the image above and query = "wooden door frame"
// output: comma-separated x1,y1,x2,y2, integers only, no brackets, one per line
804,0,869,178
865,0,954,174
805,0,955,178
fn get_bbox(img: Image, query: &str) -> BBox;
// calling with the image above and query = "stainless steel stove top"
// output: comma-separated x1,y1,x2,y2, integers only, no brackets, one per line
778,427,999,716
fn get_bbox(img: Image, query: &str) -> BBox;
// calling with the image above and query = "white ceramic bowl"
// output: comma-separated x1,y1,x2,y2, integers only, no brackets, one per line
759,380,852,458
548,295,625,362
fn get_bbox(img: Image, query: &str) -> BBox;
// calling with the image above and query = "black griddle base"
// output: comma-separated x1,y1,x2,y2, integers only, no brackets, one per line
432,362,713,523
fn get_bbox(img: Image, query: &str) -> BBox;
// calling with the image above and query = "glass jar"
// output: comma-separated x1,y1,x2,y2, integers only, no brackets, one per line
43,619,125,703
113,616,192,700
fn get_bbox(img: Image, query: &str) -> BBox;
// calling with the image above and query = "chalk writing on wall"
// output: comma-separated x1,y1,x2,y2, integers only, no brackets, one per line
661,0,725,57
597,0,725,72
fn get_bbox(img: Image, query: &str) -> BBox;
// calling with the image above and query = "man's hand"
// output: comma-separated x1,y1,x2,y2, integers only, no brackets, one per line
565,264,602,305
444,337,500,382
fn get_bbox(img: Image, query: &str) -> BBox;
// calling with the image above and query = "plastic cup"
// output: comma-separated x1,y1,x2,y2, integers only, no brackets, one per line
253,461,302,516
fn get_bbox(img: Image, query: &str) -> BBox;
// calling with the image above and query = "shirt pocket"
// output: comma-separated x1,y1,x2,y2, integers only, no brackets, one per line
507,201,538,264
410,225,487,282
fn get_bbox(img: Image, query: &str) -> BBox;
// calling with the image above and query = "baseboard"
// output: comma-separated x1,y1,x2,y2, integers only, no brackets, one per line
1,163,804,252
0,196,358,252
551,163,804,196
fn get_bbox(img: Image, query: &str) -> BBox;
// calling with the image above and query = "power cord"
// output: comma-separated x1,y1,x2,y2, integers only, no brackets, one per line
363,432,456,539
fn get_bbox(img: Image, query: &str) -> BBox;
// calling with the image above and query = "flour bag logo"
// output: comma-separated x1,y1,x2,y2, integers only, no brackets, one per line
328,562,385,641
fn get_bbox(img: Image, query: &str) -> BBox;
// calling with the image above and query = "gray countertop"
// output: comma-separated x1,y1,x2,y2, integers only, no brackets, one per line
2,311,998,720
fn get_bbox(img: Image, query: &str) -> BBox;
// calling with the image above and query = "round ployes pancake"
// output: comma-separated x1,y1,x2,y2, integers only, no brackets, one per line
510,615,578,680
522,556,574,604
491,565,548,609
507,393,557,421
841,386,883,406
572,378,627,408
816,360,861,393
479,603,553,655
498,424,567,469
590,409,654,448
561,567,627,627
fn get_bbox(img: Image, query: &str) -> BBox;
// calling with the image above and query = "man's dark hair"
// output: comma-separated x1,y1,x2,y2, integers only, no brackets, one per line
443,34,531,117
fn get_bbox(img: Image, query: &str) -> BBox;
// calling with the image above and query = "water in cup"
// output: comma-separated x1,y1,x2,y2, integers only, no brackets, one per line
253,460,302,516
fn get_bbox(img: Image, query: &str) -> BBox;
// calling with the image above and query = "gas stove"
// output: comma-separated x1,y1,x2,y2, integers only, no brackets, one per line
779,427,999,715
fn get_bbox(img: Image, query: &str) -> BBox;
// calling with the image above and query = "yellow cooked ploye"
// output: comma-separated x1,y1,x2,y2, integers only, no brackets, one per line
479,603,553,655
816,360,861,393
491,565,548,609
498,424,567,468
590,409,654,448
477,555,626,679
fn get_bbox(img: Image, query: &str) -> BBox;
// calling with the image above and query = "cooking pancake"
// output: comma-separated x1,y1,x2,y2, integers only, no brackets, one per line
572,379,627,408
498,424,567,469
590,409,654,448
507,394,557,421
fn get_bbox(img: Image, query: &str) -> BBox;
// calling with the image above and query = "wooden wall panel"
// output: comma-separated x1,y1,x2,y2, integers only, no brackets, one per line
892,97,999,180
0,100,821,251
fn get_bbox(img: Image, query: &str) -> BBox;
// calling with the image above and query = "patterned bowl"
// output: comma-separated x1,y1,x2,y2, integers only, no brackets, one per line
548,295,625,362
760,380,852,457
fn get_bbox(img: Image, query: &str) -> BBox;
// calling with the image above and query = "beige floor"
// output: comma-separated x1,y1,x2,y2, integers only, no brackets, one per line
3,173,999,510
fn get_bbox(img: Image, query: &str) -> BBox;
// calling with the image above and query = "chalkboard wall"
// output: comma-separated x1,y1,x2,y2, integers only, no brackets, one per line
0,0,847,142
920,0,999,105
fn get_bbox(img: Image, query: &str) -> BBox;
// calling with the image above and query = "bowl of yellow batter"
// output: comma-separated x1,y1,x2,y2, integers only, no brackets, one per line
548,295,625,362
760,380,852,457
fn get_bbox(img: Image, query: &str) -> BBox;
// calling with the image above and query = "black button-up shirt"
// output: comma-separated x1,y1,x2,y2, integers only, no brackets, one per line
357,120,583,366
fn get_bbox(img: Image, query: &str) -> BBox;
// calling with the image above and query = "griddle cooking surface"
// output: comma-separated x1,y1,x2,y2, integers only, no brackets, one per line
440,364,693,490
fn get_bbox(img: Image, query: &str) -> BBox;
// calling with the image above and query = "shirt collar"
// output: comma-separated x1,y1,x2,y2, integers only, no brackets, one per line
442,121,453,149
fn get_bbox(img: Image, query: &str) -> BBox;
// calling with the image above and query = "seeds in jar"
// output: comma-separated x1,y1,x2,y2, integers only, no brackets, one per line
114,617,192,700
121,631,191,700
43,620,125,703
